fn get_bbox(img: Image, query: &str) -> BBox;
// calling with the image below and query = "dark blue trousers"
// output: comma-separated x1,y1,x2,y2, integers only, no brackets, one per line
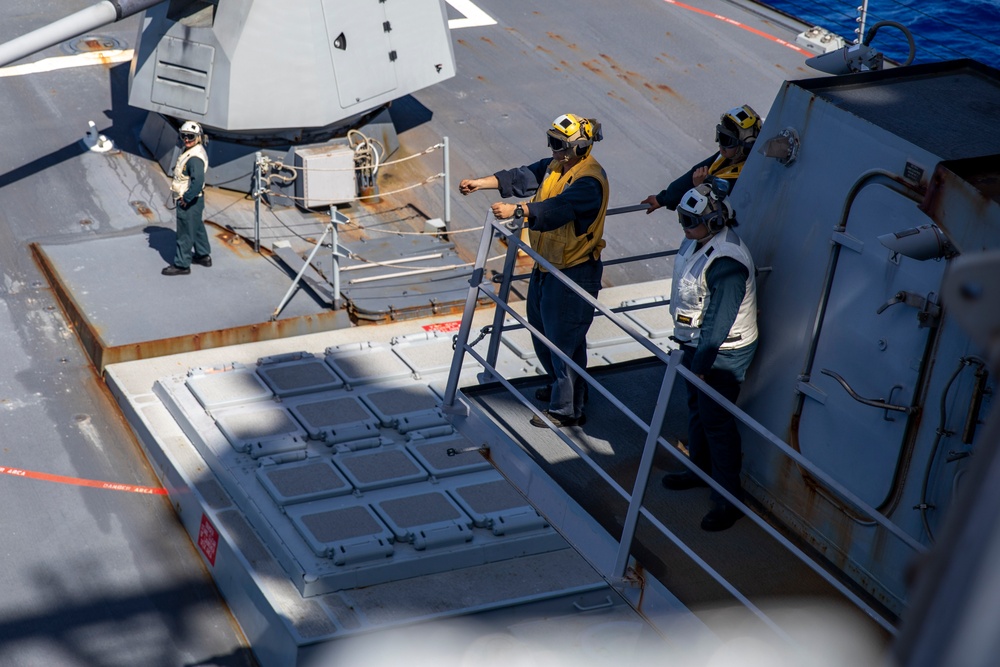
526,260,602,419
681,341,756,508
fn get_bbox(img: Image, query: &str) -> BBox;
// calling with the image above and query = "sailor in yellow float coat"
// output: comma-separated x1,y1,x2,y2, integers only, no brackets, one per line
459,114,609,428
640,104,761,214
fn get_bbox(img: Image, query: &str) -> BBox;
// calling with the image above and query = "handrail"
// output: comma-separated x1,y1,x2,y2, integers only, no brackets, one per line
442,204,913,637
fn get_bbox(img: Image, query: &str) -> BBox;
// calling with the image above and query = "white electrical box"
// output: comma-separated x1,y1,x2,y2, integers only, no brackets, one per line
795,26,848,54
293,143,356,208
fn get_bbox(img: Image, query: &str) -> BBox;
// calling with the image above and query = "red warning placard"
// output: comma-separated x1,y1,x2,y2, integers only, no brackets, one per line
197,514,220,566
422,320,461,333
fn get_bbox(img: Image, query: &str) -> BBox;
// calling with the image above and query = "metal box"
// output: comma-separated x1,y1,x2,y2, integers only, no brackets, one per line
293,143,356,209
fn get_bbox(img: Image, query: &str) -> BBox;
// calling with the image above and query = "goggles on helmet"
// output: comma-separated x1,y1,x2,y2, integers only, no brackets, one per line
678,188,713,229
546,134,572,151
181,133,199,142
715,125,740,149
678,210,707,229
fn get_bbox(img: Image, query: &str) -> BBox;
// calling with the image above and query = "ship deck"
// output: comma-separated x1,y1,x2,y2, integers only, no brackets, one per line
0,0,859,665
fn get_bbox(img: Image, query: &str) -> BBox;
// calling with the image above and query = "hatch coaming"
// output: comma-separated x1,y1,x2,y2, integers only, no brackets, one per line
734,62,1000,615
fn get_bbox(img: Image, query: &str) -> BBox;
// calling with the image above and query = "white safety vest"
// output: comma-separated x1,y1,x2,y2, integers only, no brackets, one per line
670,227,758,349
170,144,209,199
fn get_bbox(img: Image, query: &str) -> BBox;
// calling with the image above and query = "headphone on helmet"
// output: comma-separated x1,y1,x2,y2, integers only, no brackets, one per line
678,179,735,233
547,114,603,157
716,104,761,155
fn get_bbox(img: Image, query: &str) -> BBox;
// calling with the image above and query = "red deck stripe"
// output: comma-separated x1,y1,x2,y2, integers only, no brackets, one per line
663,0,811,55
0,464,168,495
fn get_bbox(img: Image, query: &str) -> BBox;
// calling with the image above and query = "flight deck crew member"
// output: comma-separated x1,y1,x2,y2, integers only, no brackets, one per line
162,121,212,276
662,182,758,532
640,104,761,214
459,113,609,428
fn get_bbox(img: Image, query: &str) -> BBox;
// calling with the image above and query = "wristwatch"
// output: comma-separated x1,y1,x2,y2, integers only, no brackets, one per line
514,204,524,220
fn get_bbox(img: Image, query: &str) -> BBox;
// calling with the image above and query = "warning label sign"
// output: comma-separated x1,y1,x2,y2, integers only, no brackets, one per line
422,320,461,333
197,514,219,566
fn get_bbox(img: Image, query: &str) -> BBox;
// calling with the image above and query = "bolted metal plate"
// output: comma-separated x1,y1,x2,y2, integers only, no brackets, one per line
256,459,353,506
373,491,471,542
406,436,491,478
61,34,127,55
360,385,440,425
392,335,479,376
257,353,344,397
325,344,413,385
286,394,379,440
333,446,427,491
186,364,273,409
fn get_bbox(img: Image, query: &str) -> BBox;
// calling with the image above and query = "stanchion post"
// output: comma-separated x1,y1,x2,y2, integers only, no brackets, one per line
443,136,451,228
253,151,262,254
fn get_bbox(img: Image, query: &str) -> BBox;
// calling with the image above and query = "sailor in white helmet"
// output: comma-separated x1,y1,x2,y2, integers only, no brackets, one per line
662,179,758,532
162,121,211,275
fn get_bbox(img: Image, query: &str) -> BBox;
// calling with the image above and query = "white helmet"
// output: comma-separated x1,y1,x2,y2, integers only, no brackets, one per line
677,182,734,232
179,121,203,138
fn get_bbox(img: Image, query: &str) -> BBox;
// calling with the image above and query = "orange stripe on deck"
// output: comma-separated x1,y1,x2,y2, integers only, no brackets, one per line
663,0,810,55
0,465,168,495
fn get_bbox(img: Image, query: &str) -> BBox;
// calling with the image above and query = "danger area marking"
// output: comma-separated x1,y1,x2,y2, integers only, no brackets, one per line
0,465,168,495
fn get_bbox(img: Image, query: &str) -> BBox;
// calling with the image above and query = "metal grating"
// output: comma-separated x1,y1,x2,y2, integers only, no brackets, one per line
256,354,344,397
186,364,273,409
325,344,413,385
406,436,491,477
333,446,428,490
257,459,352,506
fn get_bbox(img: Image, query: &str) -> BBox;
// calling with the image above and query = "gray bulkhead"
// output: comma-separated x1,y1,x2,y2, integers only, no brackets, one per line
732,60,1000,614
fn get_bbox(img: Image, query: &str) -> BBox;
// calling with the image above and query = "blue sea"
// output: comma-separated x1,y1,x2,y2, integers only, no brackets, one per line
759,0,1000,65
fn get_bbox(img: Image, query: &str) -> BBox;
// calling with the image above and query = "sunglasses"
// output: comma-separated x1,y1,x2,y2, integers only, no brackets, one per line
181,133,198,141
715,125,740,149
546,134,571,151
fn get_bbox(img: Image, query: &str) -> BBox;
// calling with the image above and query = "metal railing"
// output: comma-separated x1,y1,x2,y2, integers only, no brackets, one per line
442,207,922,637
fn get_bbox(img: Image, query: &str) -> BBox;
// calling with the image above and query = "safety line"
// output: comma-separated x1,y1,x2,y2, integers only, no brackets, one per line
0,464,168,495
0,49,135,78
663,0,810,54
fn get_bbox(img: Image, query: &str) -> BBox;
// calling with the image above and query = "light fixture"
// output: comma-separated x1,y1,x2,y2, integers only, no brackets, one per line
878,224,958,261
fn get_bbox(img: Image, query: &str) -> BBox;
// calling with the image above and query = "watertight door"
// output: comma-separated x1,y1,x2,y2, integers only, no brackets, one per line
795,187,942,508
322,0,399,109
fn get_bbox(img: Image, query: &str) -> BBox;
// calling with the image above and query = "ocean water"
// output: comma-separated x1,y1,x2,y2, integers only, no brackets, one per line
759,0,1000,65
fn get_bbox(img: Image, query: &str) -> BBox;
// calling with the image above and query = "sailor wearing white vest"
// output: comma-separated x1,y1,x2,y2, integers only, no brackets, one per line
162,121,211,276
662,181,758,532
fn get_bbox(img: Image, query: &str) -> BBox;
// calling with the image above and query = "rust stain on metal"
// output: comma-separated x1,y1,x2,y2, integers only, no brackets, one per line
535,45,552,55
546,33,579,50
130,201,153,218
581,60,604,75
479,37,494,46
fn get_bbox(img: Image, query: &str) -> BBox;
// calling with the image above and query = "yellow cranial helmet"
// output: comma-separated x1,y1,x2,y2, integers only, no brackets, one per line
715,104,761,154
546,113,603,157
